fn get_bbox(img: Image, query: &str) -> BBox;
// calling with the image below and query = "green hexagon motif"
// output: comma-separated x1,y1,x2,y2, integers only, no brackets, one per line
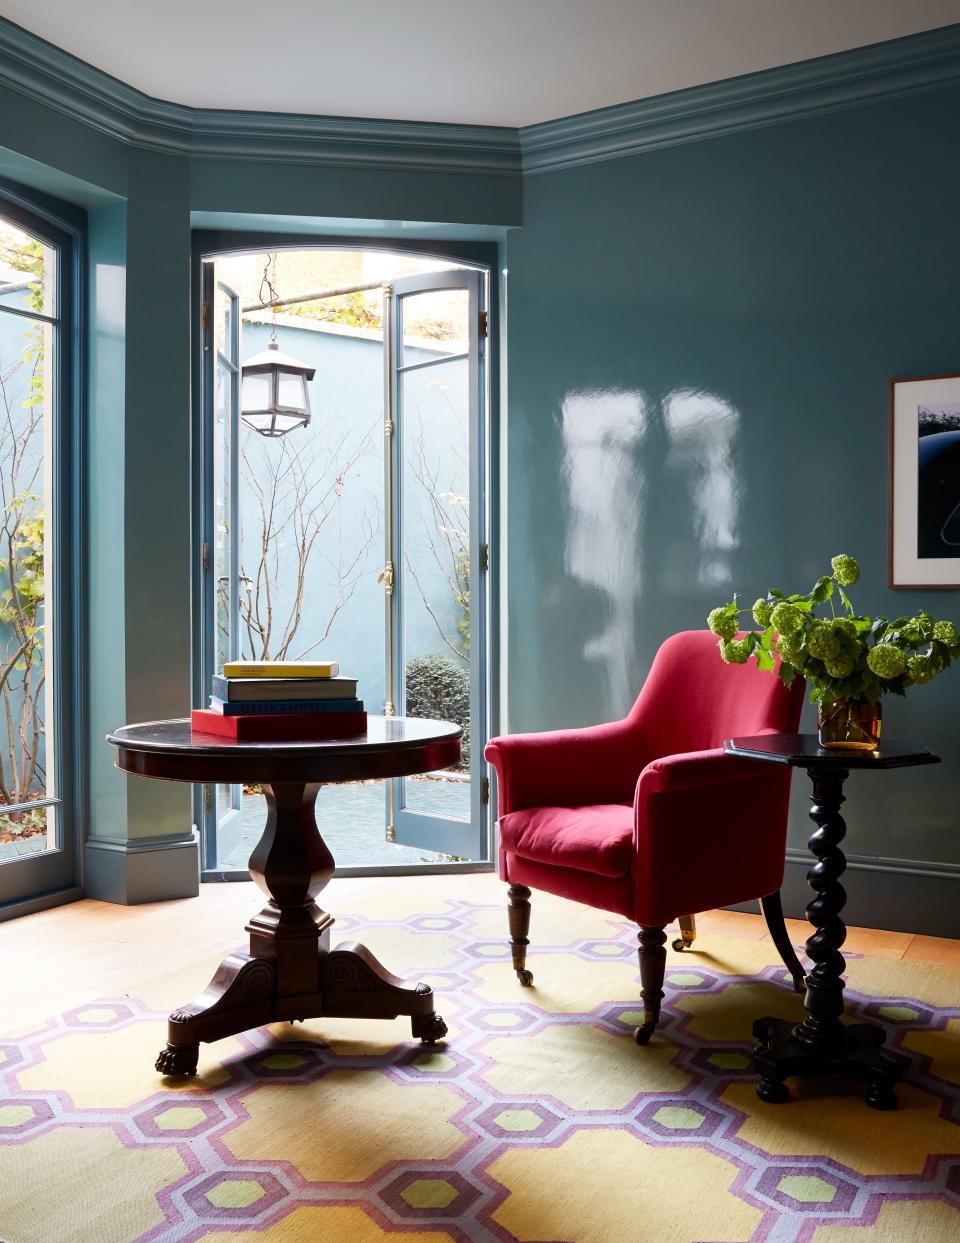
260,1053,307,1070
777,1175,837,1204
652,1106,704,1130
154,1106,208,1132
708,1052,751,1071
0,1105,35,1128
668,972,704,987
494,1109,543,1133
205,1179,266,1209
412,1051,456,1073
878,1005,920,1023
401,1179,459,1209
484,1012,523,1028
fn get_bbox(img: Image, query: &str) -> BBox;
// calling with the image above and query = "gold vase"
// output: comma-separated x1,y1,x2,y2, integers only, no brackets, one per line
817,700,882,751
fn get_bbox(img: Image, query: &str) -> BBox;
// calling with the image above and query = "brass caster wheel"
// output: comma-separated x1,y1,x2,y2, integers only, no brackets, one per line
633,1023,655,1046
155,1043,199,1076
516,968,534,987
412,1013,448,1046
671,938,687,953
791,973,806,995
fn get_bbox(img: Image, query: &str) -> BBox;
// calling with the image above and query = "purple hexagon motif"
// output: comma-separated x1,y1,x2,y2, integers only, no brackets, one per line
465,942,510,960
246,1045,326,1081
0,1043,25,1075
474,1100,564,1141
945,1162,960,1200
183,1170,287,1222
863,1000,933,1027
410,915,461,933
379,1169,482,1218
578,940,634,961
689,1045,756,1078
62,1002,136,1030
134,1097,227,1140
757,1164,857,1214
635,1097,725,1141
470,1007,540,1035
0,1096,54,1138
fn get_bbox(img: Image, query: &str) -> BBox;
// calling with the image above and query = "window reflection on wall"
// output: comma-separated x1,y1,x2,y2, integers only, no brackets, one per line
561,389,647,706
664,387,741,588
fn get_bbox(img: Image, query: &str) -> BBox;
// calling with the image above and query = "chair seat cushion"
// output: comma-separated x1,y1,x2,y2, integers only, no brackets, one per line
499,804,634,879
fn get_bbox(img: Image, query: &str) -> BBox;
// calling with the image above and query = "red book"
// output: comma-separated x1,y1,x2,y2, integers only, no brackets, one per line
191,708,367,741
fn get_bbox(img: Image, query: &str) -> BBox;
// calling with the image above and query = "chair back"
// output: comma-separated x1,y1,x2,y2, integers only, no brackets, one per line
629,630,804,759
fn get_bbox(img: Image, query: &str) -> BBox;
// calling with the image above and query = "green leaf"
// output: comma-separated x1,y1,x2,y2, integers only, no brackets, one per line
811,576,834,604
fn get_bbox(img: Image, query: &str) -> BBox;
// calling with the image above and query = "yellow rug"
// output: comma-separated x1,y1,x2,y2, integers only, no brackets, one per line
1,885,958,1242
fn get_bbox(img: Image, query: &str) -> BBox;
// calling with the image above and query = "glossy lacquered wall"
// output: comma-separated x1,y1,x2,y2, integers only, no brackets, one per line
504,85,960,874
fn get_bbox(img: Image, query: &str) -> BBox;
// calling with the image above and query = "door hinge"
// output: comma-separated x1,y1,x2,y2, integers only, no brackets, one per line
201,541,210,572
204,785,213,813
482,776,490,806
201,300,210,333
479,543,489,572
479,309,488,339
385,820,396,842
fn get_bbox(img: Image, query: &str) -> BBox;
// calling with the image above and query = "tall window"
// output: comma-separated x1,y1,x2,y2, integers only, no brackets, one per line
0,203,68,881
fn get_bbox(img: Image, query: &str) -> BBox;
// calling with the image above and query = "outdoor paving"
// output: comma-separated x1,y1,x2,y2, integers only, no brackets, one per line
218,775,472,871
0,835,47,864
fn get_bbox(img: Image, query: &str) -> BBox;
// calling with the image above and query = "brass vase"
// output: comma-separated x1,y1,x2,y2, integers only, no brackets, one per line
817,699,882,751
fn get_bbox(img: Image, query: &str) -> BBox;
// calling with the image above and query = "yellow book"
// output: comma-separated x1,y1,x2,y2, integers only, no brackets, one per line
222,660,340,679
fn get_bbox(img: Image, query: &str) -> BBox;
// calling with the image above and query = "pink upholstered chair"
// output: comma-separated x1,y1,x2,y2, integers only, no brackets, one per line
484,630,806,1045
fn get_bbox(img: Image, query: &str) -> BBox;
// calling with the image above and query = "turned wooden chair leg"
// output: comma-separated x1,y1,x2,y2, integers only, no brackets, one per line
634,925,667,1045
759,890,806,994
507,883,534,986
672,913,697,952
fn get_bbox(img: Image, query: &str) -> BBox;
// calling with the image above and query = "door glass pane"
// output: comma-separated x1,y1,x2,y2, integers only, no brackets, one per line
401,354,471,822
400,289,469,364
213,359,233,674
0,221,57,864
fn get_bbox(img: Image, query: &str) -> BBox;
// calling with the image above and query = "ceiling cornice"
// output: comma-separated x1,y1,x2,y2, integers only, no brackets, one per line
522,23,960,173
0,18,958,180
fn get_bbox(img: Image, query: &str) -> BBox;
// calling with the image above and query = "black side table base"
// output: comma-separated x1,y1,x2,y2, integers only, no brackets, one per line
753,1016,902,1110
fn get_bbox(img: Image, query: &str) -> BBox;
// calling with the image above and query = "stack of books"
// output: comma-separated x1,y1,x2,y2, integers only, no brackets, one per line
190,660,366,740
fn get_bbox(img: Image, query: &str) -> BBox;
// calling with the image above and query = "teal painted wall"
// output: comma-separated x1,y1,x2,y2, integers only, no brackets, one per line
504,85,960,871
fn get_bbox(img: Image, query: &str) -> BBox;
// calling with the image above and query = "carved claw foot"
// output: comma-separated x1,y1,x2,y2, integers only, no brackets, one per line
156,1043,199,1076
756,1075,790,1103
412,1012,448,1045
515,968,534,987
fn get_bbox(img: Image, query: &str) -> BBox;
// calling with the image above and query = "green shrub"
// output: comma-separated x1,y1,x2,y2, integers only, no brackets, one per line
405,654,470,770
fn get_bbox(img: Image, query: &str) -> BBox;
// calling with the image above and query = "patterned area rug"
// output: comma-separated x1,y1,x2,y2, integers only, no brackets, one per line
1,885,959,1242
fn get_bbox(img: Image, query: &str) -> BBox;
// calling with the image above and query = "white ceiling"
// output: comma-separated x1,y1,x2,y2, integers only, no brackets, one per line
4,0,960,128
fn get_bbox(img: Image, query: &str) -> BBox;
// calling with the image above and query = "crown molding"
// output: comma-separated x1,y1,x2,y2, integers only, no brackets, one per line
1,18,959,180
0,19,521,176
522,23,960,174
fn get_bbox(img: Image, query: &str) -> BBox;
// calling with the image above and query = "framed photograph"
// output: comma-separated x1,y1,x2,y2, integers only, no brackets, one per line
889,374,960,588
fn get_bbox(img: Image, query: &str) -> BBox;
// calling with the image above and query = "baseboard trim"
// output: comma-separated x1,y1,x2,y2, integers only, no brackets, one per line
730,849,960,938
0,884,84,924
85,833,199,904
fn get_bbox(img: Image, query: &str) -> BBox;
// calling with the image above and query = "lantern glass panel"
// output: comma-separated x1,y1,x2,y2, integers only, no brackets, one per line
242,411,276,435
277,370,307,410
241,371,271,412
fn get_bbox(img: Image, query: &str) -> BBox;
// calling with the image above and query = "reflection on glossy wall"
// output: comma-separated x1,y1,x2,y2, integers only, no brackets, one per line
506,83,960,868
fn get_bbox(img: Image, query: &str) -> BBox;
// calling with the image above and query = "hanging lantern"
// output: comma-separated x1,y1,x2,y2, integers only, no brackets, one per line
240,340,316,438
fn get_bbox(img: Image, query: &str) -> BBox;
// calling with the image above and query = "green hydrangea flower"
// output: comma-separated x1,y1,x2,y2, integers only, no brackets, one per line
831,554,860,586
770,602,804,636
866,643,906,679
833,617,857,637
776,632,804,663
933,620,958,644
807,621,841,660
752,598,773,628
907,654,933,684
824,654,855,679
707,607,739,640
719,638,751,665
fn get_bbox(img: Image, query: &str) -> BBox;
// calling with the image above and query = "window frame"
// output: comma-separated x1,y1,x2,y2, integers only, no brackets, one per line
0,178,85,919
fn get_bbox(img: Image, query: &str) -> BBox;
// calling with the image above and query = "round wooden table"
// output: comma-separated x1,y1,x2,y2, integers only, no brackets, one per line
725,733,939,1109
107,716,462,1075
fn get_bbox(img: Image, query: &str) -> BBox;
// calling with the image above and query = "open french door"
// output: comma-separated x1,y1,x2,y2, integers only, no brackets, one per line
383,270,489,859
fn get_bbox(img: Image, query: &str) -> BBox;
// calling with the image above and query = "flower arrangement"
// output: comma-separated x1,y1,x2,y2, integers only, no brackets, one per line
707,555,960,747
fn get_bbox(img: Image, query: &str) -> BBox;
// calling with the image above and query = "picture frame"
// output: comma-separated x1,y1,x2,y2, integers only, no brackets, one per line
888,374,960,589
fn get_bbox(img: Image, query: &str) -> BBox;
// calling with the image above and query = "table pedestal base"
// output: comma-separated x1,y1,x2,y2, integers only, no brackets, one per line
752,1017,901,1110
155,780,447,1076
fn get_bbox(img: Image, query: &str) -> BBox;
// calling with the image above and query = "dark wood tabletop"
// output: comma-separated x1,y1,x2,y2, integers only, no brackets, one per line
107,715,462,785
724,733,940,770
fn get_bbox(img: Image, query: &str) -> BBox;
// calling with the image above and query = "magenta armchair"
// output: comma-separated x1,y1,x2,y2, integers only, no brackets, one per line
485,630,806,1044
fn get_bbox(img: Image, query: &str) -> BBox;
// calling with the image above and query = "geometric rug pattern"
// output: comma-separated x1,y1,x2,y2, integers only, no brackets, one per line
1,888,959,1242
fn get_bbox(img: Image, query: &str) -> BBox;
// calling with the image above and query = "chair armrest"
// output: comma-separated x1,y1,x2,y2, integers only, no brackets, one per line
485,719,643,815
632,746,795,927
